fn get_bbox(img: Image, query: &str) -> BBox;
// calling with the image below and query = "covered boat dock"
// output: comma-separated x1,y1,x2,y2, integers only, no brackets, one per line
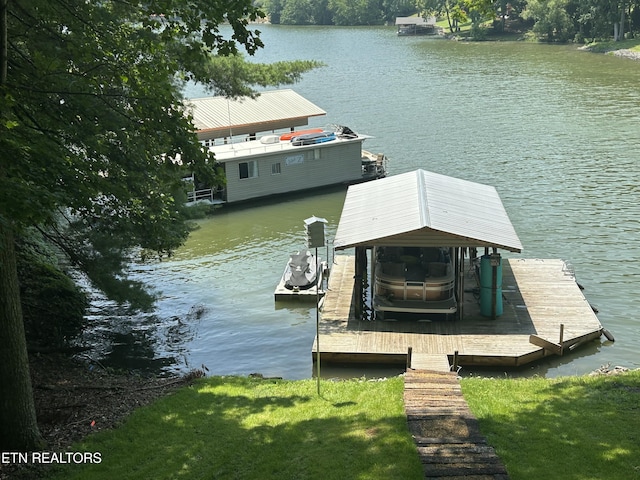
313,170,605,369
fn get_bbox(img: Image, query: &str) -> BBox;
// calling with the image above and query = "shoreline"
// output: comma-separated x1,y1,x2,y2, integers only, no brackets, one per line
608,48,640,60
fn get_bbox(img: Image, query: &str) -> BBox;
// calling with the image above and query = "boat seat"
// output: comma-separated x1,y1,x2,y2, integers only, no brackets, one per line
427,262,449,277
380,262,405,277
405,264,426,281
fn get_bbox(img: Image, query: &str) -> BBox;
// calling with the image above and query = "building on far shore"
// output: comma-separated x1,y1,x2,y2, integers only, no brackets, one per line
395,16,443,36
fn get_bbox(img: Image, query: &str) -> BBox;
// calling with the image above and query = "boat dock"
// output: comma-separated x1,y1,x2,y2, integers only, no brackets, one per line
313,255,604,368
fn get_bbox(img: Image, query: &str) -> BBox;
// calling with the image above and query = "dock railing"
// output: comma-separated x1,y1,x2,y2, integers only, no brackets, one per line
187,188,214,203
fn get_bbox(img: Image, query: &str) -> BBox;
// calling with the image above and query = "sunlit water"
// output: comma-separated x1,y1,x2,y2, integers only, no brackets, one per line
80,26,640,379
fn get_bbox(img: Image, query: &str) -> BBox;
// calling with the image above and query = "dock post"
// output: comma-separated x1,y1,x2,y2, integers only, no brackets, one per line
559,323,564,356
407,346,413,370
316,246,321,395
452,350,459,372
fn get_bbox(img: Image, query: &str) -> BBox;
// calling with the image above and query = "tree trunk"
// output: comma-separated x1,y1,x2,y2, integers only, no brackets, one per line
0,223,45,451
0,0,42,451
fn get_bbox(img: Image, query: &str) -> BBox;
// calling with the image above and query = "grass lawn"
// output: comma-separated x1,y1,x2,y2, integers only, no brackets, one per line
584,38,640,53
41,370,640,480
461,370,640,480
46,376,423,480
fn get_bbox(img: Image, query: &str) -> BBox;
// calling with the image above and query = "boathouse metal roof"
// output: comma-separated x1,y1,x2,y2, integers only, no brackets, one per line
395,16,436,26
333,169,523,253
186,89,326,141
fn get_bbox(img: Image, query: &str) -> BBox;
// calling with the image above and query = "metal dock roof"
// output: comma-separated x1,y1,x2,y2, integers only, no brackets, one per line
333,169,523,252
186,89,326,141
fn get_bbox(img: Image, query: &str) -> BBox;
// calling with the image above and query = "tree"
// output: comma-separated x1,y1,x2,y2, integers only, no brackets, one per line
280,0,315,24
261,0,285,24
0,0,318,451
522,0,576,41
381,0,416,22
464,0,495,37
574,0,633,41
418,0,468,33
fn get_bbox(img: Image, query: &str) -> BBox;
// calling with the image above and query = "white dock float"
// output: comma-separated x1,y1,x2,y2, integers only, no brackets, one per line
274,264,326,302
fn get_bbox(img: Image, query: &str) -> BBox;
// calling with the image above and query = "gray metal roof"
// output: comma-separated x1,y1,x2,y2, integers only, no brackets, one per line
333,169,523,252
185,89,326,141
395,16,436,26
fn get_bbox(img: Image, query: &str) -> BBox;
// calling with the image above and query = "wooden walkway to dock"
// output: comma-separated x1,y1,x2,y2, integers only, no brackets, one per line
314,255,604,368
405,370,510,479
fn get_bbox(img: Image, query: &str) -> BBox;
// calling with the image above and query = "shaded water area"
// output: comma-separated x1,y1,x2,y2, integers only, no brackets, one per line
80,26,640,379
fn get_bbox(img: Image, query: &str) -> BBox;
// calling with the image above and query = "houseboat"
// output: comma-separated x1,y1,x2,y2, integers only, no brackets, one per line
185,90,386,205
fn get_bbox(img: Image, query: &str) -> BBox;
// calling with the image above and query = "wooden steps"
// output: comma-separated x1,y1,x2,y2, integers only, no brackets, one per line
404,370,510,479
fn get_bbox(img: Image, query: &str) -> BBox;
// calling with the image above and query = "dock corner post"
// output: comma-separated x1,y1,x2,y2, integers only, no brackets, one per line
452,350,459,372
491,261,498,319
559,323,565,356
354,247,366,320
407,346,413,370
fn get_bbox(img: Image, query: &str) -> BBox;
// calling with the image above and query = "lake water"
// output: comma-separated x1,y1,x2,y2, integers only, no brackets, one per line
82,26,640,379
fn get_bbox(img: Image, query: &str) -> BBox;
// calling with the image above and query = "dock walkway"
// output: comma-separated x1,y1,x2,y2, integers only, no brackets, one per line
315,255,603,368
405,369,510,479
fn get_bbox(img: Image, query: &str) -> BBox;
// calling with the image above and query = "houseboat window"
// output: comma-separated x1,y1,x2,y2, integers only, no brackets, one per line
313,148,321,160
239,160,258,179
271,162,281,175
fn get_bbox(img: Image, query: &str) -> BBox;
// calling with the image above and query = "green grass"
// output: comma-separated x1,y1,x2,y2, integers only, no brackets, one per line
584,38,640,53
461,370,640,480
47,376,423,480
44,371,640,480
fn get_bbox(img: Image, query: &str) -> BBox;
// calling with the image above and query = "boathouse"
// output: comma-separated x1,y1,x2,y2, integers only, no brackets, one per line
395,16,441,36
315,169,605,369
184,90,381,204
333,169,523,320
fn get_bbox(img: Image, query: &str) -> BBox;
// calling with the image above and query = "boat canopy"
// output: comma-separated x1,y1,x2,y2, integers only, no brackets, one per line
333,169,523,253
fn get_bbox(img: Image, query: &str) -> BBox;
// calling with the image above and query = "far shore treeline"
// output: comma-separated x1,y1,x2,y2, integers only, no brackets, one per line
258,0,640,43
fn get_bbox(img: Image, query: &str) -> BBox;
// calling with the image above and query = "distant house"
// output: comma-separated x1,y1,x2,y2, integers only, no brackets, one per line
184,89,384,205
395,16,442,36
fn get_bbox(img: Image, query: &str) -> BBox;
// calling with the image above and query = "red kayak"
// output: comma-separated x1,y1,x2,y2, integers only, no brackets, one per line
280,128,323,141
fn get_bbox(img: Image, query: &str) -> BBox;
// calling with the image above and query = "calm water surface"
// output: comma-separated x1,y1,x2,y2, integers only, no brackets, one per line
83,26,640,379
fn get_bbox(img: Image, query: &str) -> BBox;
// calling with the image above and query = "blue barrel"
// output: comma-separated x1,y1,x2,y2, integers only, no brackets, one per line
480,254,503,317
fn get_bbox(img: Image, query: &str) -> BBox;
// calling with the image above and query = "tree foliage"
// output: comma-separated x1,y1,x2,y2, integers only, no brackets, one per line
0,0,318,450
263,0,640,40
266,0,392,25
522,0,576,41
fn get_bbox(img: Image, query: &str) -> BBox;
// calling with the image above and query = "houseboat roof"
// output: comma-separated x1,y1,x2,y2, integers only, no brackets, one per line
208,131,367,163
333,169,523,252
186,89,326,142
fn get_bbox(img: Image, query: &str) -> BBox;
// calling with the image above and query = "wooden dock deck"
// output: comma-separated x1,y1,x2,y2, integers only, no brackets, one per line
314,255,604,368
404,370,510,479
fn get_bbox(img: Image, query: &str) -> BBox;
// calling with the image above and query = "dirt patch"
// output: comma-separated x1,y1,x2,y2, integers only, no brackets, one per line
1,353,199,479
